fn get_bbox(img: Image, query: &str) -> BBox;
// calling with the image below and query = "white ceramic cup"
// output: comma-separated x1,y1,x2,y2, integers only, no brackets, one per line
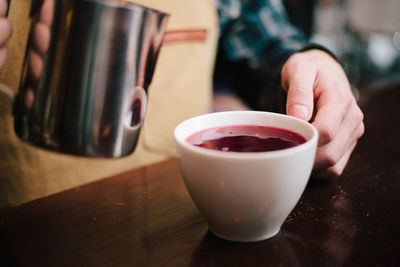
174,111,318,242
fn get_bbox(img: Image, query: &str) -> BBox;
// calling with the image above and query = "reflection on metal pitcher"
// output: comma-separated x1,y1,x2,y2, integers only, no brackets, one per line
12,0,169,157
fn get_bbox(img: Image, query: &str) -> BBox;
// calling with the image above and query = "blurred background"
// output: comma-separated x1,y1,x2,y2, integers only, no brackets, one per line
284,0,400,88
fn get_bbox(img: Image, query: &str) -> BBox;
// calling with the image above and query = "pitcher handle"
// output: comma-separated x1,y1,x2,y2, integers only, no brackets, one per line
0,0,13,100
6,0,41,17
5,0,10,16
0,0,40,101
5,0,40,17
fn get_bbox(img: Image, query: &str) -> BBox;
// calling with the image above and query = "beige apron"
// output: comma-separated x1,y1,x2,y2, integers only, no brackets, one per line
0,0,218,208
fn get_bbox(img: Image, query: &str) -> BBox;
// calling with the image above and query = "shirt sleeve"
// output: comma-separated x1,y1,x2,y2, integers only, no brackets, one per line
216,0,308,69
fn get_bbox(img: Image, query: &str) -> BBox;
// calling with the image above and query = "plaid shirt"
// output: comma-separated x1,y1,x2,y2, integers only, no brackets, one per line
216,0,307,69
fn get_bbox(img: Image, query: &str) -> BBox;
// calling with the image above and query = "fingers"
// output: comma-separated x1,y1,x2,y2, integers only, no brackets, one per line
0,0,8,17
0,0,12,70
25,0,53,86
329,140,358,176
32,22,51,55
312,140,357,178
39,0,54,25
24,87,35,111
311,80,352,146
315,120,364,170
281,54,315,121
0,17,12,45
314,102,364,175
27,49,44,82
0,16,12,70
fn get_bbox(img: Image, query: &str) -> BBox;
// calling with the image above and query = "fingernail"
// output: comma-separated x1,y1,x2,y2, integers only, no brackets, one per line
289,104,309,121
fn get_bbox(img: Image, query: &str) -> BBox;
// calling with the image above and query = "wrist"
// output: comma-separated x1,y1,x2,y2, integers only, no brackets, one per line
299,43,342,66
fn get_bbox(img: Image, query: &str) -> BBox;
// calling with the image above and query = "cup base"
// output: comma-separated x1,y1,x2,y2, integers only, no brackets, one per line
209,227,280,242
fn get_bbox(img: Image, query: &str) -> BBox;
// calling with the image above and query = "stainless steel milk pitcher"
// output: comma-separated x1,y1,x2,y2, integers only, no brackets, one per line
11,0,169,157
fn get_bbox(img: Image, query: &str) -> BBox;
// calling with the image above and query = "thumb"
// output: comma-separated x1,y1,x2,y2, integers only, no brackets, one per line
281,59,316,121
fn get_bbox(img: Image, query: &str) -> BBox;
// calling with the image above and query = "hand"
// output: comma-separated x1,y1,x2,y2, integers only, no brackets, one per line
0,0,13,70
281,49,365,177
22,0,54,111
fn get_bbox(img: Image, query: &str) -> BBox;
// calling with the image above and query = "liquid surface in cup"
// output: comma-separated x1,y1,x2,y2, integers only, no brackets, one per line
186,125,306,152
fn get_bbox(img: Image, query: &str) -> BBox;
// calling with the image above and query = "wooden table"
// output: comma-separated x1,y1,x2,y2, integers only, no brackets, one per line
1,85,400,266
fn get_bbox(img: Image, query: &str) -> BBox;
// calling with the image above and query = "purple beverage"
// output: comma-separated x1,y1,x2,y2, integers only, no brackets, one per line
186,125,306,152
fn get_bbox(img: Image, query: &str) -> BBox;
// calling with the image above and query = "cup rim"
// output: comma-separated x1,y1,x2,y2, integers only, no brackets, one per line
174,111,318,160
